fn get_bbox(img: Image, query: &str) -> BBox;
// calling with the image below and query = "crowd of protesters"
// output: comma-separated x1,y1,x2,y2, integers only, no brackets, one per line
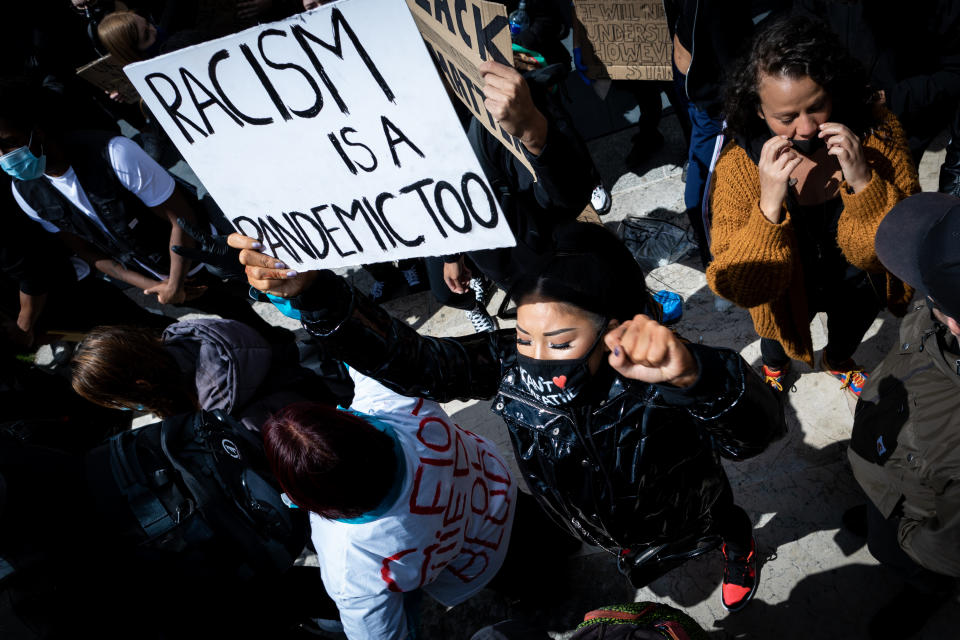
0,1,959,639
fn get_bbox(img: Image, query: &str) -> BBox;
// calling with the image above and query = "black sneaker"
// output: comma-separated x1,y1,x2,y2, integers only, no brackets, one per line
399,261,429,295
369,277,403,303
721,538,759,612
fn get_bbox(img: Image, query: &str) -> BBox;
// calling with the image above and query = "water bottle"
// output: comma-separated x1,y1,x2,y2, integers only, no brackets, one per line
509,1,530,35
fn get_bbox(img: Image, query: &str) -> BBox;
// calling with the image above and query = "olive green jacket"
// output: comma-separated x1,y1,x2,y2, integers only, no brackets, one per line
848,299,960,576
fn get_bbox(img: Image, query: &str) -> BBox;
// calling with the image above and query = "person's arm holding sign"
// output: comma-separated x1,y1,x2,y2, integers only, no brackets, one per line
480,61,548,156
476,62,594,215
224,233,507,403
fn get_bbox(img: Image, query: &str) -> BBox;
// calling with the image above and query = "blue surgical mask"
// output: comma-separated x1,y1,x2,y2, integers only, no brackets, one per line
0,132,47,181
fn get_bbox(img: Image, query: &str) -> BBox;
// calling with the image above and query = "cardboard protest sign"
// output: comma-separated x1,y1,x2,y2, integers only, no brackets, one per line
77,55,140,103
572,1,672,81
405,0,537,180
123,0,515,271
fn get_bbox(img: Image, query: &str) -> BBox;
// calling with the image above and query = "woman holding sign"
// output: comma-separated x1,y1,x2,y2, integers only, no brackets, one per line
225,221,784,613
707,15,919,396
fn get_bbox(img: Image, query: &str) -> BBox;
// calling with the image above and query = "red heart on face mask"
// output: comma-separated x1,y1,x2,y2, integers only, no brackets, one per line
552,375,567,389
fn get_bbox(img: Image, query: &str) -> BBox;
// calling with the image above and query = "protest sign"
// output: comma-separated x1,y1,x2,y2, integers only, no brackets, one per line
77,55,140,103
572,1,672,81
405,0,537,180
123,0,515,271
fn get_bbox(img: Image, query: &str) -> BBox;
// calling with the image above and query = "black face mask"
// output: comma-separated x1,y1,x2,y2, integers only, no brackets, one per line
790,135,825,156
515,327,606,407
766,123,824,156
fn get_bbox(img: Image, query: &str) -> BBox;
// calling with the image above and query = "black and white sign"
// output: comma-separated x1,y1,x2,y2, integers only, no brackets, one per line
124,0,514,270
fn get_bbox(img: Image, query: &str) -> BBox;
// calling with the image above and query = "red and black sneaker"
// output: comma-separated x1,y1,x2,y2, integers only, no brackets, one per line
721,538,759,612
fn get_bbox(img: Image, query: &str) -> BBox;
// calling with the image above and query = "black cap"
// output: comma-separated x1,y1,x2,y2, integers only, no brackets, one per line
875,192,960,320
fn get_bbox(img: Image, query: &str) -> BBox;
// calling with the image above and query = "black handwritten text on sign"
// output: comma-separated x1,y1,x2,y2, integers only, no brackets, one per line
573,0,672,81
124,0,514,270
405,0,537,180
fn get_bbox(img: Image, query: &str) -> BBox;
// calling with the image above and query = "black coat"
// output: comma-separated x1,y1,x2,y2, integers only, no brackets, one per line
296,274,785,554
462,66,596,287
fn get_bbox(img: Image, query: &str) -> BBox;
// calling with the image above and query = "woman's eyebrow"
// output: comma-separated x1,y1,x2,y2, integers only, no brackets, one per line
516,325,530,335
544,328,575,337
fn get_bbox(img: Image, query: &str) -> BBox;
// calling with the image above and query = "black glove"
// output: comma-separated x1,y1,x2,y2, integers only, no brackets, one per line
171,218,245,280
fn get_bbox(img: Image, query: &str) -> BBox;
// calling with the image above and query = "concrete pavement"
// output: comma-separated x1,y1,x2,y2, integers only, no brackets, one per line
109,112,959,637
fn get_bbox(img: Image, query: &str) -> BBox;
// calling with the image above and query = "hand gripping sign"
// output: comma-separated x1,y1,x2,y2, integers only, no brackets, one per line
405,0,538,181
123,0,515,271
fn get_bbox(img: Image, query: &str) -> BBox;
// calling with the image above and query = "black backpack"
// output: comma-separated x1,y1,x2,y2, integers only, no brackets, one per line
84,410,307,580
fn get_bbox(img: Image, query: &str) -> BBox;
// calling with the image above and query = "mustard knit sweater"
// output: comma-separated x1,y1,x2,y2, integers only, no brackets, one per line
706,109,920,366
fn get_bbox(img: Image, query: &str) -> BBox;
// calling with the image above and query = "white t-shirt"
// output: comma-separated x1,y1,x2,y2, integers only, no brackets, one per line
11,136,180,279
309,371,516,640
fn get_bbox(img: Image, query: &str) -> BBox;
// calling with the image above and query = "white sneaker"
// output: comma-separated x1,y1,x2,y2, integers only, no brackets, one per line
466,305,497,333
591,184,611,215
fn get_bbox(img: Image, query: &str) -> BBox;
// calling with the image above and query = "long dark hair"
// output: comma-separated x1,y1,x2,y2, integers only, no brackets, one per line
510,222,653,325
71,325,197,417
723,14,880,143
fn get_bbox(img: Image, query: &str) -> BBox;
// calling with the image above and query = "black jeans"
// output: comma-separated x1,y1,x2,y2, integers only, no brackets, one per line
485,491,582,596
0,277,174,335
424,256,476,311
760,271,885,369
866,500,957,596
709,476,754,551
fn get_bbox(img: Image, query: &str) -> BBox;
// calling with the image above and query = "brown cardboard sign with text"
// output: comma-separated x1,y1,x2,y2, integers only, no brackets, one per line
77,55,140,103
572,0,672,81
405,0,537,180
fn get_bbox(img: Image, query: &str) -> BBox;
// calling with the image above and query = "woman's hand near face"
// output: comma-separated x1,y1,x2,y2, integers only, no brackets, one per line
758,136,803,223
818,122,870,192
226,233,318,298
604,315,699,388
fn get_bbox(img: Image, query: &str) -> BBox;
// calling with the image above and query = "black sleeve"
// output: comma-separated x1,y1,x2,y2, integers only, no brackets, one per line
523,98,596,214
655,343,786,460
469,83,594,217
295,272,511,403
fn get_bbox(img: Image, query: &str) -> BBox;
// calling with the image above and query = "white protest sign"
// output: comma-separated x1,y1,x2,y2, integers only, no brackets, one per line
123,0,514,270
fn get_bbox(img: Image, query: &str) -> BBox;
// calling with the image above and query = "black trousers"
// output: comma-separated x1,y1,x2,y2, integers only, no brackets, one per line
485,491,582,596
0,277,174,336
424,256,476,311
760,271,885,369
709,475,754,551
866,500,957,596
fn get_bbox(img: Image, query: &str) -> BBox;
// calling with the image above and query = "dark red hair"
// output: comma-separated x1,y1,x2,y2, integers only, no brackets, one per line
262,403,397,519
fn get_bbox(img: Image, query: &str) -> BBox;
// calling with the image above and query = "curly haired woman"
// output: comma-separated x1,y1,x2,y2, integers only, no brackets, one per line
707,15,920,396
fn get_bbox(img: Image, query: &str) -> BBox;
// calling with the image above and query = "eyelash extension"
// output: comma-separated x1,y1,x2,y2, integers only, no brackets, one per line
549,343,572,349
515,338,532,346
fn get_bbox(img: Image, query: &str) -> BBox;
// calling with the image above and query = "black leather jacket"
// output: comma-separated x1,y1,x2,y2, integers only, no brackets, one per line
295,274,784,554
